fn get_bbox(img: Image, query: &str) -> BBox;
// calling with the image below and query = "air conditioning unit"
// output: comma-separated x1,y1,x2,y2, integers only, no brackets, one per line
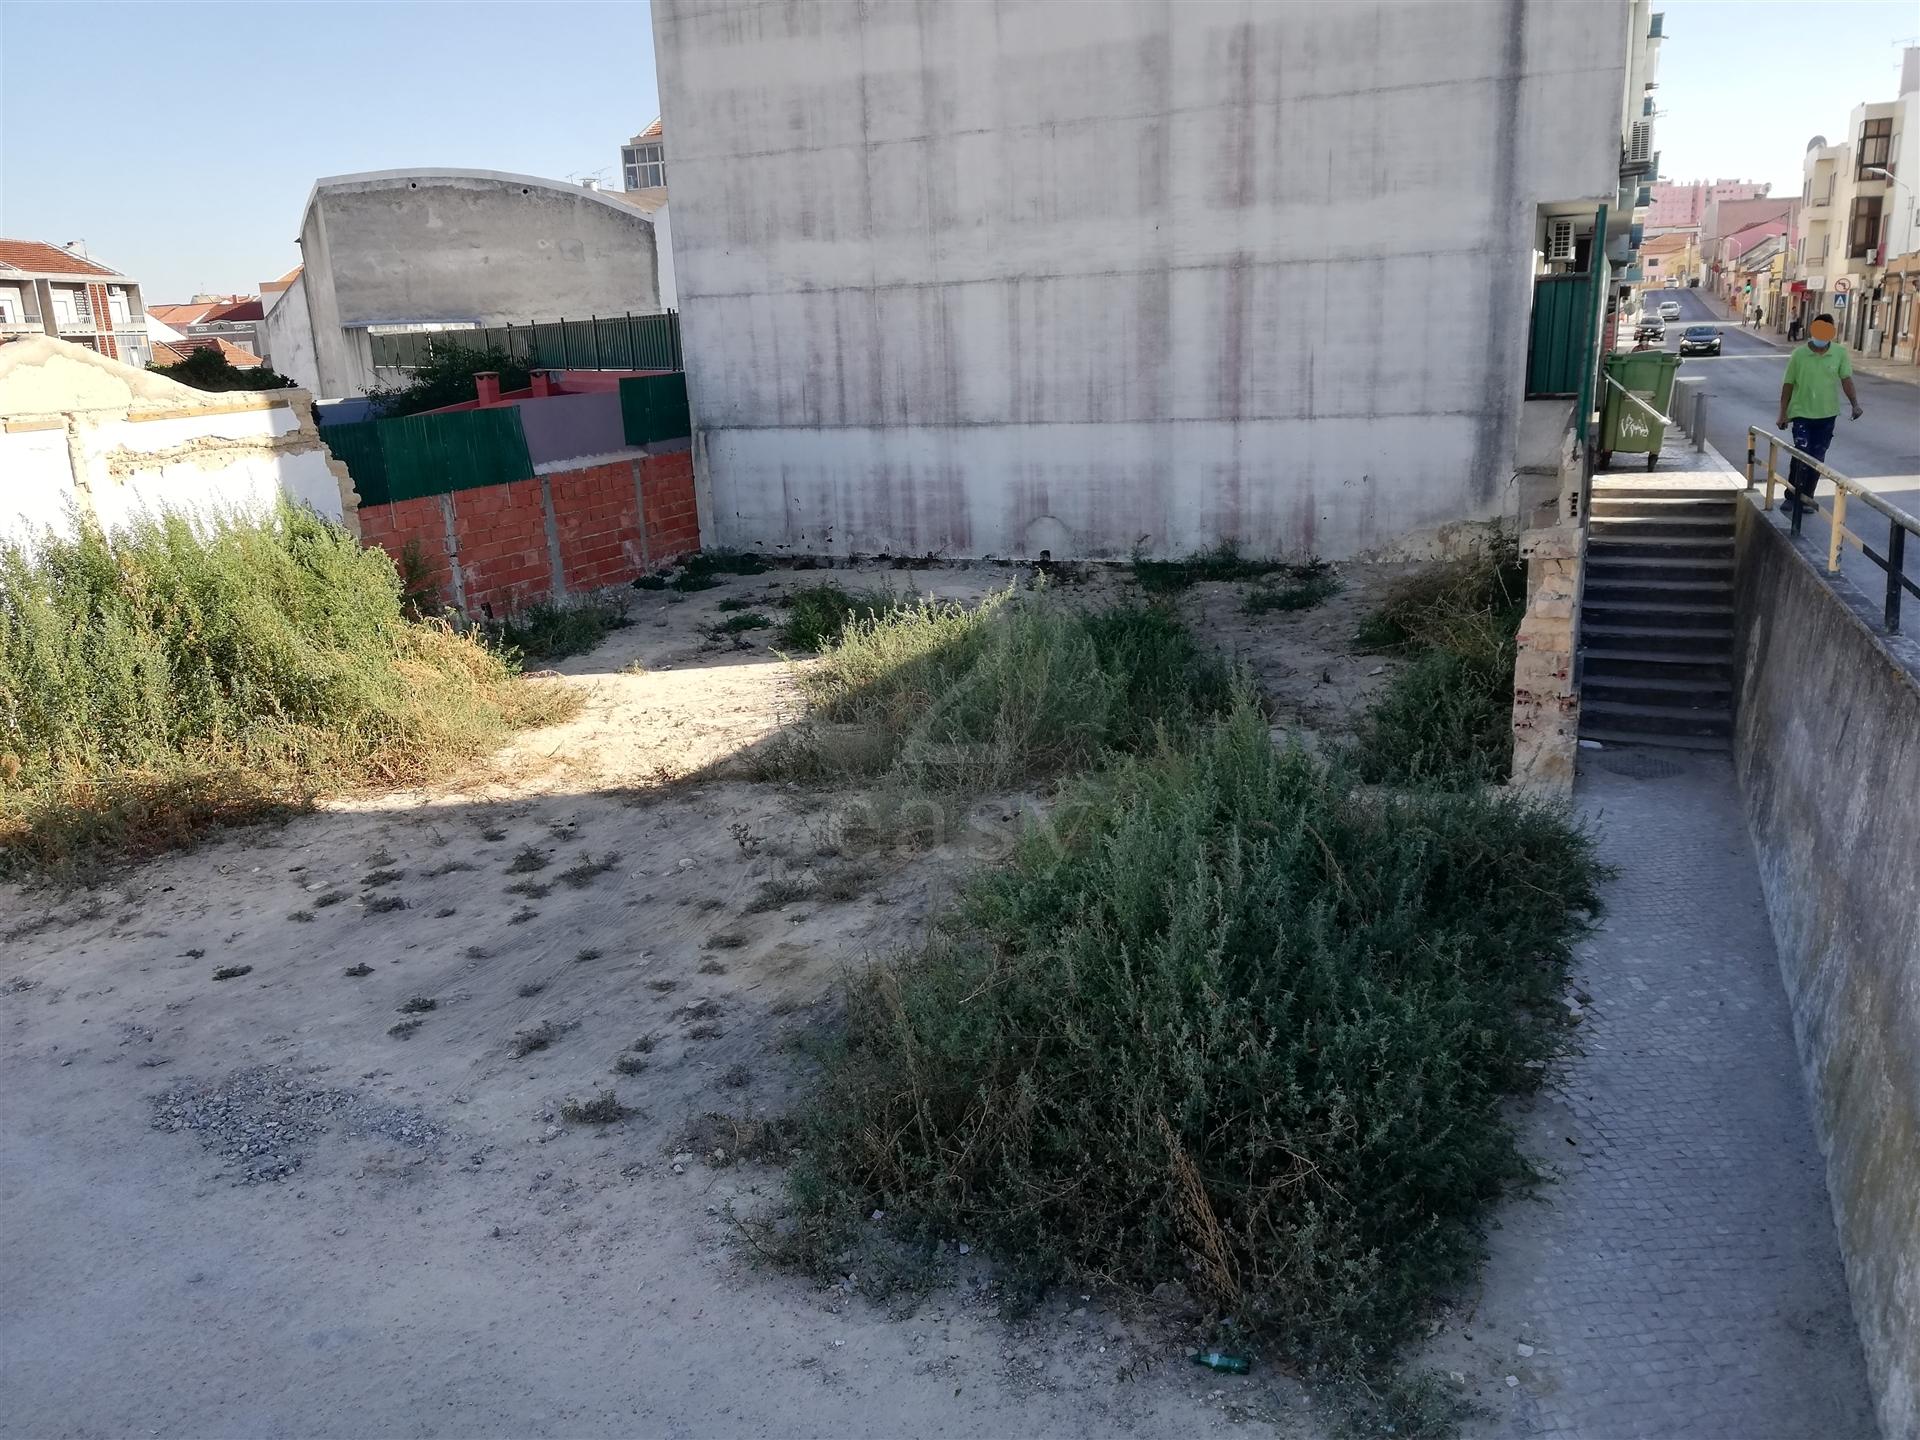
1866,248,1879,266
1546,218,1576,263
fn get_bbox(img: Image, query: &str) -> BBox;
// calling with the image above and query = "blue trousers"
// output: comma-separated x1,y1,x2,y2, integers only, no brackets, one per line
1787,415,1836,505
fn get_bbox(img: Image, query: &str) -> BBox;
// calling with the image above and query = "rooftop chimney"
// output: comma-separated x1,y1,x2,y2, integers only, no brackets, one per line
474,371,500,406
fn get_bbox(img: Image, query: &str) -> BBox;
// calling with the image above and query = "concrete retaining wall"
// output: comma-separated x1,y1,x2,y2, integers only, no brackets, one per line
1731,496,1920,1439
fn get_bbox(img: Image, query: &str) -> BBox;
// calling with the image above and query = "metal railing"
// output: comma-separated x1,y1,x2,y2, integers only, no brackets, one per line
369,311,681,374
1746,424,1919,633
1603,374,1675,435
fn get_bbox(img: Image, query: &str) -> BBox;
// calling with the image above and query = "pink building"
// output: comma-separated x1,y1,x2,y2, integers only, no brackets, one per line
1647,178,1770,230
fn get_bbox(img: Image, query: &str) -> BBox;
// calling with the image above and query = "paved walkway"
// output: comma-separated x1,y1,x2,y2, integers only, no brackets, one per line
1466,748,1877,1439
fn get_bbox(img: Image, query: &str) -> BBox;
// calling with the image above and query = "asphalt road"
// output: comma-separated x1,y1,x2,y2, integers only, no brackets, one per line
1631,287,1919,602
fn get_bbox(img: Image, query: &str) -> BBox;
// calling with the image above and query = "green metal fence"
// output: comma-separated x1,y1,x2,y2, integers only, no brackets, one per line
619,373,691,447
369,312,682,373
322,419,392,506
325,407,534,508
1525,271,1597,399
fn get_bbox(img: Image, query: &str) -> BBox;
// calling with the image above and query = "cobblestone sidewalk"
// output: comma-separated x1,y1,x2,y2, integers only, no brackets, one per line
1463,747,1877,1439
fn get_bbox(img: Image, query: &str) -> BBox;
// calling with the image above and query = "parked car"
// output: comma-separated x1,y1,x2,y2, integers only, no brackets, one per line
1678,325,1722,356
1658,300,1682,321
1634,317,1665,344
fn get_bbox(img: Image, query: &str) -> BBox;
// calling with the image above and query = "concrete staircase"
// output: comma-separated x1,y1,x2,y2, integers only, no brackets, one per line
1578,480,1737,749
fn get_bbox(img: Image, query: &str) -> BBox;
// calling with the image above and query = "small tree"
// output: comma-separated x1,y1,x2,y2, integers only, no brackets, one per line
150,347,296,392
365,342,537,419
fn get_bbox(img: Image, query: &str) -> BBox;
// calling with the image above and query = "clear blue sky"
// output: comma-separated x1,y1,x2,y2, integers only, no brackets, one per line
1658,0,1917,195
0,1,657,300
5,1,1916,300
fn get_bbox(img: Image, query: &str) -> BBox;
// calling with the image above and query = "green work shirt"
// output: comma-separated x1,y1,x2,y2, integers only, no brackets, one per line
1782,343,1853,421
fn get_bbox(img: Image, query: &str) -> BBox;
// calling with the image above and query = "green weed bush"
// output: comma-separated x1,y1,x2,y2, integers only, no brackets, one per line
787,703,1603,1414
771,590,1232,792
1351,541,1527,788
0,505,572,873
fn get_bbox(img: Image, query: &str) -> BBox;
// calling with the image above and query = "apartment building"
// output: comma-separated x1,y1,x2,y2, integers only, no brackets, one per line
1645,178,1769,233
1790,62,1910,354
0,240,150,366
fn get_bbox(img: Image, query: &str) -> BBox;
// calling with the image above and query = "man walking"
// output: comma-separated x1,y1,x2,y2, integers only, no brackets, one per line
1776,313,1863,516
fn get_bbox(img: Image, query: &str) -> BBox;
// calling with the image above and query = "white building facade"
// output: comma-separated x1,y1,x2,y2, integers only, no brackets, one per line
654,0,1653,560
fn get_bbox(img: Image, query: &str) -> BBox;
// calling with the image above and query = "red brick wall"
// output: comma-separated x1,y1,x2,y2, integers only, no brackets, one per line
355,448,698,616
454,478,550,614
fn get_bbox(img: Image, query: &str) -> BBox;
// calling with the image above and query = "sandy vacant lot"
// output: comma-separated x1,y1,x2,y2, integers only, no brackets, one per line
3,560,1437,1440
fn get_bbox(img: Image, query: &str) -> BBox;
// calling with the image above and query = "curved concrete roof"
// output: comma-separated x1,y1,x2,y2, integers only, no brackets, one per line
301,168,656,229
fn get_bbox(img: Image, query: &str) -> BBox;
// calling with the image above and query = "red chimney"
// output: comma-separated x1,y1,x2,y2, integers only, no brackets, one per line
474,371,500,406
531,371,555,398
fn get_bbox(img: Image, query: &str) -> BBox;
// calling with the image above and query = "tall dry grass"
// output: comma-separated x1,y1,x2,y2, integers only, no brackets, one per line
0,504,573,875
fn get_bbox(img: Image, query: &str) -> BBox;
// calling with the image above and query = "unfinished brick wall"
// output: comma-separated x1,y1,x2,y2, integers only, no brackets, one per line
356,446,698,617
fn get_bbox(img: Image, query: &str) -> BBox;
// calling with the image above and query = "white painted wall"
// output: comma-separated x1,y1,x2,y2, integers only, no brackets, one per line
76,407,349,534
655,0,1633,559
0,428,79,541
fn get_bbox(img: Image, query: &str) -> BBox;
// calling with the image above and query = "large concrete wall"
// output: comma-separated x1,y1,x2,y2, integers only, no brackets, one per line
299,170,663,397
1730,498,1920,1439
654,0,1632,559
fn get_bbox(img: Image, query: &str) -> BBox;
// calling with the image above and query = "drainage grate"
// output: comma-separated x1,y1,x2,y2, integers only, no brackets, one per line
1597,751,1684,780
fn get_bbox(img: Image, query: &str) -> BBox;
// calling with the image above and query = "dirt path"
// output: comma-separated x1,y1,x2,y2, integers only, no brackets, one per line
1,560,1404,1439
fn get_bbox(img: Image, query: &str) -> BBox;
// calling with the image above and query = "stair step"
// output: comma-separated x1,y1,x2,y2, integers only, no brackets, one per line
1583,624,1733,655
1580,646,1734,681
1581,698,1733,738
1590,537,1735,561
1583,600,1733,631
1589,520,1737,544
1584,578,1732,601
1585,555,1735,582
1590,484,1742,502
1589,494,1739,513
1584,674,1732,707
1579,727,1730,752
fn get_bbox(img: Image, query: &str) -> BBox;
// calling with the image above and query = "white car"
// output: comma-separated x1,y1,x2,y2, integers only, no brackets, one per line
1657,300,1682,321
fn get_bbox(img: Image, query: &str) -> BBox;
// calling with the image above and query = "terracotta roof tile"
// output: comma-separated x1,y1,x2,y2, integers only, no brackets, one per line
0,239,121,277
152,336,263,368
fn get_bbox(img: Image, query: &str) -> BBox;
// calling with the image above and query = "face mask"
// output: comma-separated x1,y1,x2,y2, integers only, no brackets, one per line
1810,340,1831,351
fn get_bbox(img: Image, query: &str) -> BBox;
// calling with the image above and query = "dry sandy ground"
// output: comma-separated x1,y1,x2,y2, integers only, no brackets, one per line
1,560,1415,1440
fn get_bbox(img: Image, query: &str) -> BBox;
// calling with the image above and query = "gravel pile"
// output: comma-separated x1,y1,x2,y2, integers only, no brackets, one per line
149,1065,452,1183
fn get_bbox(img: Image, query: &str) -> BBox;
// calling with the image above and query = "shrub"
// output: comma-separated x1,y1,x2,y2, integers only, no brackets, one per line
486,594,631,663
149,347,296,392
1243,561,1341,614
1131,541,1291,594
777,583,899,651
364,342,535,419
787,704,1603,1411
1350,540,1527,789
770,590,1232,793
0,505,572,874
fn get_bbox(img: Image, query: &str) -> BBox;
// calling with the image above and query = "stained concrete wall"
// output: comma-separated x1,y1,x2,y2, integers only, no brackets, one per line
297,170,663,398
263,271,321,396
0,337,355,545
654,0,1634,559
1730,496,1920,1439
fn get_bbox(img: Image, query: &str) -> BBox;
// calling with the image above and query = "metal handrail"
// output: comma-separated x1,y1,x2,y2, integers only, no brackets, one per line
1746,424,1919,634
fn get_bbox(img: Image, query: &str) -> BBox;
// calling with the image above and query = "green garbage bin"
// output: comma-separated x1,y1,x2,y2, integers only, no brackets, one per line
1599,351,1683,469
